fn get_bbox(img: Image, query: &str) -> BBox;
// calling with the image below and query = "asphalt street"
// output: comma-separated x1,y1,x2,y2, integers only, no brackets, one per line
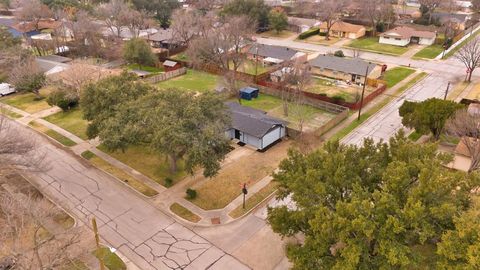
11,120,250,270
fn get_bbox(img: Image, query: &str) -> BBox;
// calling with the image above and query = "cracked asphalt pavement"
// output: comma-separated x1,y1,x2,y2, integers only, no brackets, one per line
13,120,250,270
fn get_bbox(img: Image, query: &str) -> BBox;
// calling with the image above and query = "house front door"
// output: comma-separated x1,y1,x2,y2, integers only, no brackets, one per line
235,130,241,140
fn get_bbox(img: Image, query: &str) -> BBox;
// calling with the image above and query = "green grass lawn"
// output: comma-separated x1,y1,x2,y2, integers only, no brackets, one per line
259,30,297,39
330,72,427,141
43,108,89,140
0,109,23,119
1,92,51,113
383,67,416,88
93,247,126,270
413,44,444,59
346,37,410,55
170,203,201,223
239,94,283,111
97,144,187,187
156,69,219,93
29,121,77,147
231,60,271,75
126,63,164,73
170,53,189,61
82,151,158,197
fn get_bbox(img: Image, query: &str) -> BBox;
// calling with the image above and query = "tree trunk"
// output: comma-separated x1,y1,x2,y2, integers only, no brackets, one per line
468,69,474,82
283,101,288,117
33,226,44,269
428,12,433,25
169,154,178,173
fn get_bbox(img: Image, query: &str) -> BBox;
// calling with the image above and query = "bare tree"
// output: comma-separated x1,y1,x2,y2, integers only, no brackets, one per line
359,0,382,36
8,57,45,96
170,9,199,46
187,15,254,98
446,109,480,172
118,8,153,39
298,0,346,40
97,0,129,38
0,117,44,174
191,0,217,13
70,10,104,57
14,0,52,31
282,60,311,133
455,37,480,82
0,190,85,270
418,0,441,25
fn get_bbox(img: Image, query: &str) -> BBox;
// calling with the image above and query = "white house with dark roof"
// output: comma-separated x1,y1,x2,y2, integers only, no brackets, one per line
226,102,286,150
379,26,436,46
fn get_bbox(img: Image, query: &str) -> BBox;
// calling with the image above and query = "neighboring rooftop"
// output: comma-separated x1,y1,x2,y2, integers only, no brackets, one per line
37,55,72,63
226,102,286,138
319,21,365,33
309,55,377,76
145,28,175,42
163,60,178,67
287,16,320,28
380,26,436,39
248,44,300,61
11,19,61,33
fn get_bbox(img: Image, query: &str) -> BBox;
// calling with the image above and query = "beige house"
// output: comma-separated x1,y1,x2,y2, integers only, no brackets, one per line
379,26,436,46
309,55,381,84
318,21,366,39
449,137,476,172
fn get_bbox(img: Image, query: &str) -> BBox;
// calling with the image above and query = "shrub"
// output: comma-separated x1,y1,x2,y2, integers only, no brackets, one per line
186,188,197,200
46,87,79,111
334,50,345,57
164,177,173,187
298,27,319,39
318,31,326,37
331,95,346,103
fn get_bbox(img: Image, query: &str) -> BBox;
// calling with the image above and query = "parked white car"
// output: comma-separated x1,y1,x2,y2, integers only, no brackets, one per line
0,83,16,97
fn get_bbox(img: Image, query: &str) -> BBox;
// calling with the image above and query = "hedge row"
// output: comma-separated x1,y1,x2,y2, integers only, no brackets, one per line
298,27,319,39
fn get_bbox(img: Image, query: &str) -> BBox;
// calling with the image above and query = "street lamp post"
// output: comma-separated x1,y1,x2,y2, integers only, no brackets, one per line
357,62,371,121
444,82,451,100
242,183,248,209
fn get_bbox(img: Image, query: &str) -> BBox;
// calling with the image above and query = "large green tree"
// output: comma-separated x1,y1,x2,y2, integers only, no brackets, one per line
268,133,479,269
399,98,463,140
123,38,157,68
81,74,231,177
437,202,480,269
268,7,288,34
81,72,151,140
131,0,180,28
222,0,270,30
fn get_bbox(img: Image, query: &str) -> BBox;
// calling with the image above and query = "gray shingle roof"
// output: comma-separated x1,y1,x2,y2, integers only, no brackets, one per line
226,102,286,138
248,44,299,61
37,55,72,63
309,55,377,76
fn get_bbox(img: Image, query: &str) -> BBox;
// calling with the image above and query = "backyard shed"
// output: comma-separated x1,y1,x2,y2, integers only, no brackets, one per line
240,87,259,100
226,102,286,150
163,60,181,71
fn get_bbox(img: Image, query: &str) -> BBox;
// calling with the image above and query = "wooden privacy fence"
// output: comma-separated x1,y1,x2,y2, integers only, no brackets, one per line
258,80,387,111
144,67,187,84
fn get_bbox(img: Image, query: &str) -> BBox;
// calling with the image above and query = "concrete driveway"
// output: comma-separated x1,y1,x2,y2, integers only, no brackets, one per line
11,119,249,270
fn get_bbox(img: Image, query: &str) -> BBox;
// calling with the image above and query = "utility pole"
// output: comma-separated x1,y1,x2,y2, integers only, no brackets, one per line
444,82,451,100
254,46,259,83
92,217,106,270
357,62,371,121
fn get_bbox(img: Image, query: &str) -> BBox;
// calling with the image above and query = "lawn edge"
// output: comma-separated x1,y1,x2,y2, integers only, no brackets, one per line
80,150,160,198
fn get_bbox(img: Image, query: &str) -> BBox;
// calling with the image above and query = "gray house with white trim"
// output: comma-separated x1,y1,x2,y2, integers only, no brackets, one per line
226,102,286,150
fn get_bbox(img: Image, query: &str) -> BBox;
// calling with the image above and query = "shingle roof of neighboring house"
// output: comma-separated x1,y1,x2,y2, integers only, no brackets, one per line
380,26,436,39
35,58,70,75
11,19,61,33
226,102,286,138
248,44,299,61
146,28,177,42
163,60,178,67
309,55,377,76
319,21,365,33
37,55,72,63
287,17,320,28
455,137,474,157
